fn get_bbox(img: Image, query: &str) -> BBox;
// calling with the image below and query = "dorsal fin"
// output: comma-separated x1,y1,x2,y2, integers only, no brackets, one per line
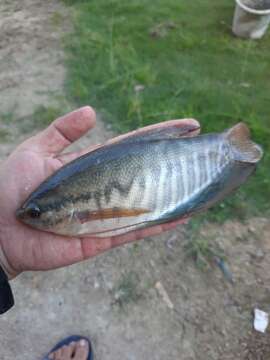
226,123,263,163
110,122,200,145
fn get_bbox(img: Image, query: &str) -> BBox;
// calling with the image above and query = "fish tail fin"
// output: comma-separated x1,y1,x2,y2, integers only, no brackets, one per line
226,122,263,163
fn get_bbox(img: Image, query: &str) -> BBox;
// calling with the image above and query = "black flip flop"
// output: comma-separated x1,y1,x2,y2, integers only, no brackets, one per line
42,335,93,360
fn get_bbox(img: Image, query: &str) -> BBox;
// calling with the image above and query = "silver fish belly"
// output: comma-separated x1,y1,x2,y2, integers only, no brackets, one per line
16,123,263,237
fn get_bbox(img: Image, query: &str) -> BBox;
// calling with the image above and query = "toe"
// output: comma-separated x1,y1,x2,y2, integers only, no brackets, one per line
53,348,63,360
73,339,89,360
62,342,76,358
70,341,77,357
48,352,55,360
47,339,87,360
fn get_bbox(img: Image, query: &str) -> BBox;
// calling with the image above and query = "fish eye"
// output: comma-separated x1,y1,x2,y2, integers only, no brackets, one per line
26,204,41,219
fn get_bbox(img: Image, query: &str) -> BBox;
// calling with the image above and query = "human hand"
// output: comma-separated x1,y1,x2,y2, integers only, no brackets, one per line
0,107,200,279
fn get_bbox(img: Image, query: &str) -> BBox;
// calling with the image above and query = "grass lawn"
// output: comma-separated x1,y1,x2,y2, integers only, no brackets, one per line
62,0,270,221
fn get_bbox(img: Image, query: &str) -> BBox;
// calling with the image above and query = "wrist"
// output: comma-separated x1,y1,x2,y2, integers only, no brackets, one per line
0,228,16,313
0,235,19,280
0,243,15,314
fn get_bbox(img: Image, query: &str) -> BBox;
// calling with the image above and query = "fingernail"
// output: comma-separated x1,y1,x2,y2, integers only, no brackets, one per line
79,339,87,347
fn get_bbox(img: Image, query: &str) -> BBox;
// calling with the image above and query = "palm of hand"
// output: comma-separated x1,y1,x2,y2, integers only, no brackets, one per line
0,142,81,276
0,107,198,278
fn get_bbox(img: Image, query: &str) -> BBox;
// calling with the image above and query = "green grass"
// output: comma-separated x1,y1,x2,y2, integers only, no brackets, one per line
0,112,15,124
62,0,270,220
31,105,63,128
50,11,65,27
112,272,141,307
184,218,225,270
0,128,10,142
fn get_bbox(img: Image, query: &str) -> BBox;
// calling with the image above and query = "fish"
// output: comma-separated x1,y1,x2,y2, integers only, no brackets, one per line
16,122,263,238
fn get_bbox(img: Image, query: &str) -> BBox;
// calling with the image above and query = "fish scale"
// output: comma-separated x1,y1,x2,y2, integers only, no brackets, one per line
16,123,263,238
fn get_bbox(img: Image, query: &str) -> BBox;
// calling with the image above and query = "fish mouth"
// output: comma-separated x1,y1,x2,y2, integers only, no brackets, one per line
16,207,26,220
16,203,41,221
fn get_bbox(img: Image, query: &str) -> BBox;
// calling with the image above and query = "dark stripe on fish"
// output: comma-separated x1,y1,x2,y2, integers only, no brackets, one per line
41,192,93,213
76,207,150,223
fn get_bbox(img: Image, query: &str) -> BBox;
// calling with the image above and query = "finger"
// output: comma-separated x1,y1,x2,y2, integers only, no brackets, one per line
79,218,188,260
58,118,200,166
24,218,188,272
55,145,100,165
109,218,188,248
21,106,96,154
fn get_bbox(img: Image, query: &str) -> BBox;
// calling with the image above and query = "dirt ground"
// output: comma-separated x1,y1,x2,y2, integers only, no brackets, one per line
0,1,270,359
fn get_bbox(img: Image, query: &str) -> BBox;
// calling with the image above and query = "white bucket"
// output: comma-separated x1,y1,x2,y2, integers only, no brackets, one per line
232,0,270,39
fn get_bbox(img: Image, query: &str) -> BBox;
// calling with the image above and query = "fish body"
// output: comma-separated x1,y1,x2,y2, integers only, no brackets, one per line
16,123,263,237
